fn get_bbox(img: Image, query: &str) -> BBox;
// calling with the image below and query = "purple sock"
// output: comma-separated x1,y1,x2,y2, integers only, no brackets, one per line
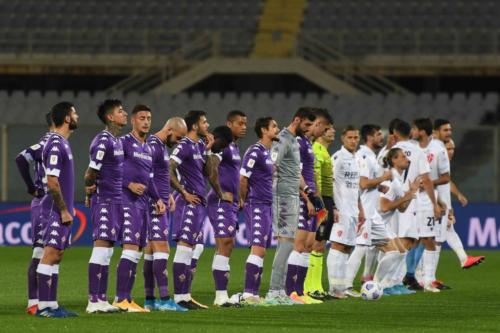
116,258,133,302
153,259,169,299
127,262,138,301
256,267,263,295
143,259,155,300
50,273,58,303
28,258,40,301
99,265,109,301
186,258,198,294
296,266,308,296
173,262,187,295
213,269,229,291
244,262,260,295
37,273,51,306
285,264,299,296
88,263,101,302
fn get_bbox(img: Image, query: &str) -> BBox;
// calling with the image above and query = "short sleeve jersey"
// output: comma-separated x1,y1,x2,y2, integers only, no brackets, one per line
271,128,301,196
297,135,316,192
356,145,384,219
207,142,241,204
170,137,206,198
20,132,51,194
312,141,333,197
332,146,360,217
240,143,273,204
147,135,170,205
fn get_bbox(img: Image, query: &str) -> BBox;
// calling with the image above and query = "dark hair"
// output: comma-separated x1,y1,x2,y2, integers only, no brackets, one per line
393,120,411,138
313,108,333,125
97,99,122,124
293,107,316,122
342,125,358,136
383,147,403,168
184,110,207,131
132,104,151,115
434,118,451,130
51,101,74,127
227,110,246,122
388,118,403,135
254,117,274,139
360,124,381,142
413,118,433,136
45,112,52,127
211,125,233,153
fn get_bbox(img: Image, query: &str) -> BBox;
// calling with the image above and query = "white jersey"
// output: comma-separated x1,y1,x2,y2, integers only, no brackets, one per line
379,169,407,223
433,139,452,209
332,146,360,217
418,138,450,211
356,145,384,221
377,145,389,169
393,140,430,212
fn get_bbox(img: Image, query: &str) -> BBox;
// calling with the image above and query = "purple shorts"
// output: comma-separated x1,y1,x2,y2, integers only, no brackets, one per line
172,196,206,246
121,203,148,248
91,202,123,243
244,201,273,248
41,209,72,250
148,202,169,242
207,201,238,238
31,198,45,248
298,197,317,232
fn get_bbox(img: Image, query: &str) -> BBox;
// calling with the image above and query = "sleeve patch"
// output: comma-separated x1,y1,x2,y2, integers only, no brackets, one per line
247,158,255,168
96,150,105,161
49,155,58,165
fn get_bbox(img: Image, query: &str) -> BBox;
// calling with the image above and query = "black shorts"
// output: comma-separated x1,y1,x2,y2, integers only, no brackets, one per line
315,196,335,241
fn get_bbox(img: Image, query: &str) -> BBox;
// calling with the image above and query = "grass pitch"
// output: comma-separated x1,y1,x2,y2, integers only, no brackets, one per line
1,247,498,333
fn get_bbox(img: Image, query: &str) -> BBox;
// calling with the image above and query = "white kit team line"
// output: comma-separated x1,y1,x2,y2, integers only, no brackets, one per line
15,100,485,318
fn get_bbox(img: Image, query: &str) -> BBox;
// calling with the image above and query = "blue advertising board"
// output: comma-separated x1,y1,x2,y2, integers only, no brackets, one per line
0,202,498,249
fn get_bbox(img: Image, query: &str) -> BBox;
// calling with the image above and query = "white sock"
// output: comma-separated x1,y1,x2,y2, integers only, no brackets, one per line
390,253,406,286
423,250,437,285
327,249,348,292
447,228,468,265
374,251,399,289
345,246,366,288
363,247,378,277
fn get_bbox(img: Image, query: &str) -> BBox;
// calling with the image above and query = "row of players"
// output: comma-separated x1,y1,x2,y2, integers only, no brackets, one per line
16,101,483,317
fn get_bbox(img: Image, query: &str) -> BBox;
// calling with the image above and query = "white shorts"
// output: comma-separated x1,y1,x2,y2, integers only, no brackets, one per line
435,209,449,243
330,214,357,247
356,217,371,246
393,210,418,239
417,210,437,238
371,217,392,246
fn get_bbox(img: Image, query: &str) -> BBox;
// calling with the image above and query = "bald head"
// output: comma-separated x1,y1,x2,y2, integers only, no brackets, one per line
165,117,187,147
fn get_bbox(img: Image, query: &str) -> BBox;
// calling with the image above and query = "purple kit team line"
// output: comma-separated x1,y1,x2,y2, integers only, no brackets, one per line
16,100,484,317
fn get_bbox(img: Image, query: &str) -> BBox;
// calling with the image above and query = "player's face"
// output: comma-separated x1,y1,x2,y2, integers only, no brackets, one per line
109,105,128,127
196,116,209,136
393,150,410,170
372,129,384,148
297,118,314,136
342,130,360,153
410,125,421,141
445,141,455,160
167,126,187,148
436,124,452,142
227,116,247,139
322,125,335,143
132,111,151,136
311,117,329,139
68,107,79,130
263,119,279,141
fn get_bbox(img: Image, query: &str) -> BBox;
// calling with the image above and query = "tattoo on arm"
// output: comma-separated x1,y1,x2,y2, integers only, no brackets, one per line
169,160,185,194
84,167,98,187
205,155,224,198
47,176,67,212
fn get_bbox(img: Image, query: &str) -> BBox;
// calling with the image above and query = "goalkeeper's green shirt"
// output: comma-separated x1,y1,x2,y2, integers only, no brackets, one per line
312,141,333,197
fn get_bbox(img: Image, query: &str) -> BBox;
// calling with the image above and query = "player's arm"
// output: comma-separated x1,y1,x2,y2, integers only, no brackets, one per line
147,174,165,214
15,149,37,196
205,154,232,202
270,139,287,168
239,175,248,204
169,149,201,204
359,171,392,190
433,149,451,186
380,191,413,213
450,180,468,206
432,172,450,186
45,147,72,224
313,152,322,196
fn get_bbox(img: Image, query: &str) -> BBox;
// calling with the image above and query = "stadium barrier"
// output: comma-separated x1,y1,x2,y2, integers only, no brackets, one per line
0,202,498,249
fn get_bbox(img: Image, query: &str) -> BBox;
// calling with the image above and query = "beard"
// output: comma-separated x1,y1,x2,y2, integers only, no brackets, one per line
69,119,78,130
166,134,175,148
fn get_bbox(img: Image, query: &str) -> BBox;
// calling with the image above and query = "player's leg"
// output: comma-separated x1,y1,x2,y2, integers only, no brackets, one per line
27,201,44,314
447,223,484,268
143,243,155,309
362,246,378,283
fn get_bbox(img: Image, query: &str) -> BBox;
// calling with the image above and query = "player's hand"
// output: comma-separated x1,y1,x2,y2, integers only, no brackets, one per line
410,177,421,194
333,208,340,223
382,170,392,181
183,191,201,205
85,184,96,195
356,215,365,233
238,197,244,210
377,184,389,194
458,193,468,207
128,182,146,195
447,210,456,228
85,195,91,208
221,191,233,203
205,134,215,150
306,199,315,216
433,204,443,219
155,199,166,215
169,195,176,212
61,209,73,225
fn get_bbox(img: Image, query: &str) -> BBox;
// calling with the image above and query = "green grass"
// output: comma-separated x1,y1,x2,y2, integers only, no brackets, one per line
1,247,499,332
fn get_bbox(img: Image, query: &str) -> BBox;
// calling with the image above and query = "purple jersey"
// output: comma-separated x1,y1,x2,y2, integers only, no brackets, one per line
15,132,51,196
240,143,273,204
40,133,75,216
207,142,241,204
170,137,206,199
121,133,159,209
297,135,316,192
88,130,124,204
147,135,170,204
